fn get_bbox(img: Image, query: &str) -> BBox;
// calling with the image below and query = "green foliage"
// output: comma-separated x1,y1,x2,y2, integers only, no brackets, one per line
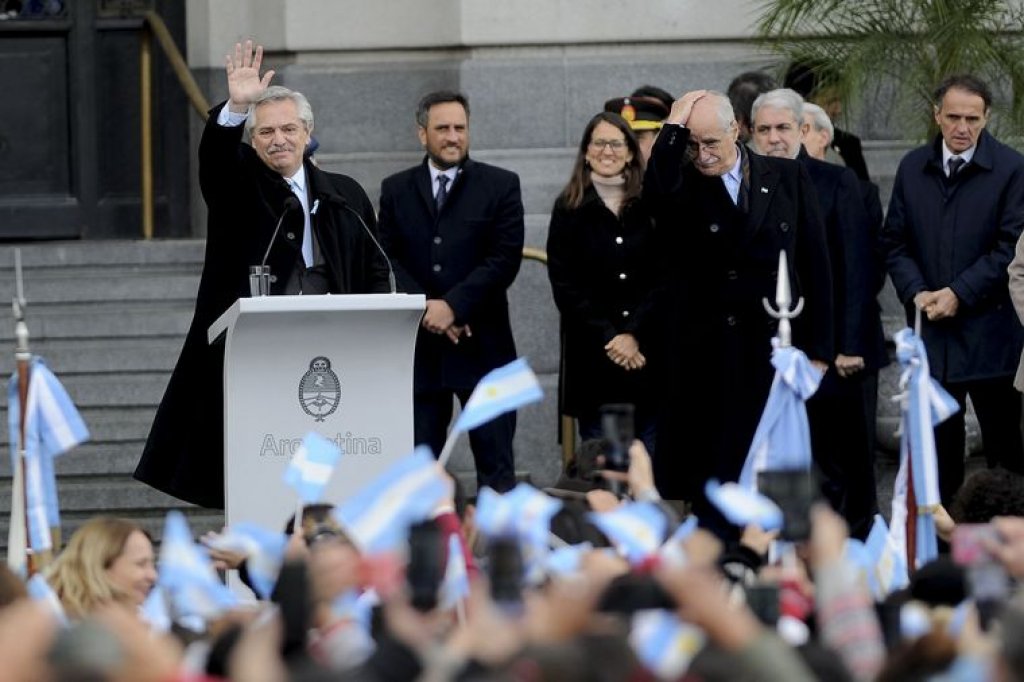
756,0,1024,139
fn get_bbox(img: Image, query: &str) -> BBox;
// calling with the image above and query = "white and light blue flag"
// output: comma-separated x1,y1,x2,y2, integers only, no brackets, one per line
864,514,909,600
283,432,342,504
658,515,699,568
738,340,821,489
545,542,593,577
204,522,288,600
439,534,470,610
333,446,450,554
705,479,784,531
7,357,89,554
588,501,668,565
453,358,543,433
890,328,959,569
629,609,706,680
158,511,239,622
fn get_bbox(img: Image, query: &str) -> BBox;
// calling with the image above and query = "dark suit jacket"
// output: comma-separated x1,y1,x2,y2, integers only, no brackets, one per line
378,157,524,391
883,130,1024,382
799,148,886,370
644,123,833,499
134,102,391,509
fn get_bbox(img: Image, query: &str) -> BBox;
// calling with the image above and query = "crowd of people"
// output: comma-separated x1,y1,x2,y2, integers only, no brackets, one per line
0,36,1006,681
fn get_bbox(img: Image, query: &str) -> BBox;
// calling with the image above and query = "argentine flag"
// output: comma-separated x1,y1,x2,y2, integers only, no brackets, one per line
588,501,669,565
7,357,89,560
705,479,784,531
333,446,450,554
204,522,287,599
864,514,909,600
439,534,470,610
453,358,543,433
630,609,705,679
158,511,239,622
283,432,342,504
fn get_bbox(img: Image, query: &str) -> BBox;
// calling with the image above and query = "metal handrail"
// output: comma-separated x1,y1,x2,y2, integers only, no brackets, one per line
138,10,211,239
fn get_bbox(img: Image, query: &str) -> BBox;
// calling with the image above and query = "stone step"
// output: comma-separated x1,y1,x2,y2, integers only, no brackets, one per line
0,302,195,342
0,239,205,269
0,406,156,446
5,440,144,477
0,270,201,306
0,337,183,375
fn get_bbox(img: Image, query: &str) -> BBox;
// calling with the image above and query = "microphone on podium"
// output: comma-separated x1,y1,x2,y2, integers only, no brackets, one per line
250,195,302,297
331,196,398,294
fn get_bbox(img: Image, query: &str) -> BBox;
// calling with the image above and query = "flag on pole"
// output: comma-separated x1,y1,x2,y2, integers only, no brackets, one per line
6,357,89,562
283,432,342,504
452,358,543,433
738,340,821,489
332,446,450,554
890,328,959,570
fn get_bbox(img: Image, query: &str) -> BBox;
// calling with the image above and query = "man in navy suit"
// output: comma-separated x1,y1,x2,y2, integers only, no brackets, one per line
377,91,525,492
752,88,884,539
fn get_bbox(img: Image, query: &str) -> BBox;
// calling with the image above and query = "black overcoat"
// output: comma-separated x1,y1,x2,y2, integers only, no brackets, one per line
377,158,524,392
883,130,1024,383
799,149,887,372
545,187,657,416
134,102,391,509
643,124,833,502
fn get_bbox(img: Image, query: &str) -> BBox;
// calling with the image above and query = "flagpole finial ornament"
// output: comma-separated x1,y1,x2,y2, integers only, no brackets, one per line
762,250,804,348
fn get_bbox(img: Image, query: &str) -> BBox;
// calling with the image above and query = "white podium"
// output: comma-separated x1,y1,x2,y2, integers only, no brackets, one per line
208,294,425,532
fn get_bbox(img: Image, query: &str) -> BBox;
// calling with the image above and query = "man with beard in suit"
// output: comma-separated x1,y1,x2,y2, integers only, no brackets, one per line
644,89,833,535
377,91,524,493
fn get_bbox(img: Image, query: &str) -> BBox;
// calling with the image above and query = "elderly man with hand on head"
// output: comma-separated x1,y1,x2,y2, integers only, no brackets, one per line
644,88,832,537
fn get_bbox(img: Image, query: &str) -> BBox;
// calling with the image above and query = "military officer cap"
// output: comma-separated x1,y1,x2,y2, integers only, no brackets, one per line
603,96,670,131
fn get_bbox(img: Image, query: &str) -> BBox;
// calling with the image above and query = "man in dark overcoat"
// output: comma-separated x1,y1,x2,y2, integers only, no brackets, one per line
134,41,391,509
644,89,833,529
377,91,524,493
883,74,1024,505
750,87,884,538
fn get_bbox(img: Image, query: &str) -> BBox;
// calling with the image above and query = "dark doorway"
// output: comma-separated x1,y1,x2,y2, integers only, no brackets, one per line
0,0,190,240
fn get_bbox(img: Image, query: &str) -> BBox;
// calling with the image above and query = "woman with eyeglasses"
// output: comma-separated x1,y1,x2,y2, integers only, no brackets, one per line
546,112,658,453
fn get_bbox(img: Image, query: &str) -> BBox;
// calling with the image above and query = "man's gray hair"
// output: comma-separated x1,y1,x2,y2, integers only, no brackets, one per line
244,86,315,134
802,102,834,144
702,90,737,131
751,88,804,126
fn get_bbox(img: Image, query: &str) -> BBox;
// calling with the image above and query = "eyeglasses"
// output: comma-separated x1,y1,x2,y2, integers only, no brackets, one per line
686,139,724,155
589,138,628,152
